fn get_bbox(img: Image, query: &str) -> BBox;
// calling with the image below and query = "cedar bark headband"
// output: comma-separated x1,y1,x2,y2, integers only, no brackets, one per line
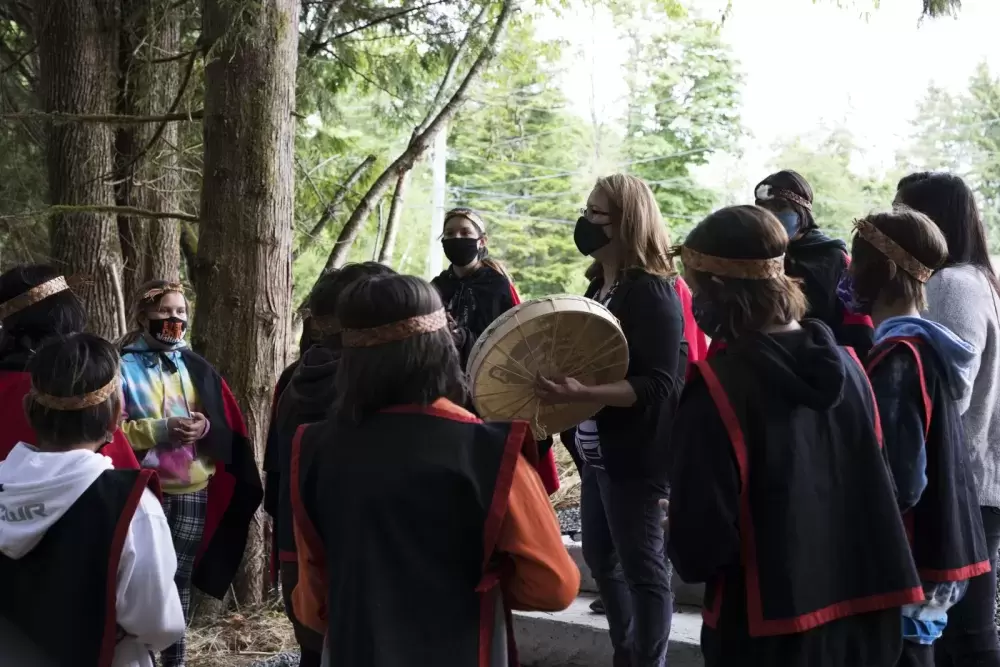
755,184,813,211
30,374,119,411
0,276,70,321
853,219,934,283
342,309,448,348
675,245,786,280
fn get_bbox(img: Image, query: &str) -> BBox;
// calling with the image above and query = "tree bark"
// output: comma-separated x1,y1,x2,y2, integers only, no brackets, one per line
116,0,183,298
377,170,409,264
194,0,297,606
323,0,513,273
36,0,126,339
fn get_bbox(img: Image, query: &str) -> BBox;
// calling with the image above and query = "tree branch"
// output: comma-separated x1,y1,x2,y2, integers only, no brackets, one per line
294,155,376,259
326,0,451,43
377,170,410,264
0,109,204,123
305,0,342,57
0,204,199,223
321,0,513,274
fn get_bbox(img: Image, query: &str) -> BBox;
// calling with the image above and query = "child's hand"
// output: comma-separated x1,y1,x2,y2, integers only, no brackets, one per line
659,498,670,534
183,412,210,443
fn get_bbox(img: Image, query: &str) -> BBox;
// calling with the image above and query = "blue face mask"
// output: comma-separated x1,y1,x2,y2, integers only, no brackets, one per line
836,272,870,315
775,210,801,238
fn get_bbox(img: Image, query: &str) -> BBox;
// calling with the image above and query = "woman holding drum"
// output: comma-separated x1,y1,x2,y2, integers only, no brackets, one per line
536,174,687,667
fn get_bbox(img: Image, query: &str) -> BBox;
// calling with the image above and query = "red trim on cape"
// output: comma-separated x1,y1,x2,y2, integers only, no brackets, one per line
919,560,992,582
289,424,326,569
509,283,522,307
868,338,987,583
475,420,527,667
382,400,483,424
695,360,923,637
196,380,244,566
866,337,932,441
845,348,883,448
674,277,708,369
707,338,726,359
98,470,157,667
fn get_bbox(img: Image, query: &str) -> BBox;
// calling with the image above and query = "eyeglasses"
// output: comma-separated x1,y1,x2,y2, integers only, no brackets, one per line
580,207,612,221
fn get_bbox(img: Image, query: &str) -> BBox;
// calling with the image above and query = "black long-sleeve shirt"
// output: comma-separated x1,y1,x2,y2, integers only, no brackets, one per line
583,269,687,480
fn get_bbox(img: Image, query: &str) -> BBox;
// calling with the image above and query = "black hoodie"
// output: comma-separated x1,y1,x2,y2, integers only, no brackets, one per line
431,263,517,369
269,345,341,558
787,229,873,356
668,320,921,667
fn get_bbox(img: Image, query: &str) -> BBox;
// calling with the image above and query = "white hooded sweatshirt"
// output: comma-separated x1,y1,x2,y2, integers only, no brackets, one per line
0,443,185,667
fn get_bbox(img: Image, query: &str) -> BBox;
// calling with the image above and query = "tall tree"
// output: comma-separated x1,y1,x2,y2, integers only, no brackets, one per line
193,0,298,604
446,16,593,298
35,0,127,338
116,0,187,296
619,2,744,239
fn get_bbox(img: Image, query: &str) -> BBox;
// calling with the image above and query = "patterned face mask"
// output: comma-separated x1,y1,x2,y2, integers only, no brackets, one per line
147,316,187,345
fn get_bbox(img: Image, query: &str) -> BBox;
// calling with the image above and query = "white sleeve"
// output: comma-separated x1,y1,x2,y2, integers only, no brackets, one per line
116,489,186,651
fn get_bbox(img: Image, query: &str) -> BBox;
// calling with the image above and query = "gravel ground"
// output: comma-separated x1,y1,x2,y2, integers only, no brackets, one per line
249,653,300,667
556,504,581,536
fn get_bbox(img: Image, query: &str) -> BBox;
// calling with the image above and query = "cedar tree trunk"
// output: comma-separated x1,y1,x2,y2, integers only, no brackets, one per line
194,0,297,605
36,0,126,339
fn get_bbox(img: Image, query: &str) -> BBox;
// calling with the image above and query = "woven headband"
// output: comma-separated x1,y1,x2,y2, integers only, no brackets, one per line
140,283,184,304
30,375,119,411
342,309,448,348
679,246,786,280
755,184,813,212
0,276,70,321
311,315,341,336
444,209,486,234
854,219,934,283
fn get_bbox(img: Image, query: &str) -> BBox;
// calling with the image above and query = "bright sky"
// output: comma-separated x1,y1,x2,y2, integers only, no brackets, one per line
536,0,1000,194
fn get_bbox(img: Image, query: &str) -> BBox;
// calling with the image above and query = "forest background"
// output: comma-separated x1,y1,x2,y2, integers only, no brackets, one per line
0,0,982,607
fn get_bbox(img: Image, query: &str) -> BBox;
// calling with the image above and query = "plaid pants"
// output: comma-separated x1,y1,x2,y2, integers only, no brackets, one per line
160,488,208,667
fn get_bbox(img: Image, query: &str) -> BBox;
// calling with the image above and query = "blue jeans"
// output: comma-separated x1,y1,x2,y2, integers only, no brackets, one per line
581,464,673,667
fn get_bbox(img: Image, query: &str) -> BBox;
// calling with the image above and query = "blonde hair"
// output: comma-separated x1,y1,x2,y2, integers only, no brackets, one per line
117,280,186,349
585,174,676,280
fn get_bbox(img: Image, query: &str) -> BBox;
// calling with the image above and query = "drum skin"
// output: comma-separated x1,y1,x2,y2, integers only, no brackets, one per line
467,294,629,439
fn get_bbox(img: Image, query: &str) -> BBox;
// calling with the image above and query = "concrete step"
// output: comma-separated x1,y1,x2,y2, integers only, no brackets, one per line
513,593,704,667
562,535,705,606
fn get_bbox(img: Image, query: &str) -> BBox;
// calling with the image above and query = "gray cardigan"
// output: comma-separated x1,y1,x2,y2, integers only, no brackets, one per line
924,264,1000,507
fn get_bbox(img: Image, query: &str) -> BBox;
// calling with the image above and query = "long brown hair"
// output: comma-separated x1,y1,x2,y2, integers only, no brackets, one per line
584,174,676,281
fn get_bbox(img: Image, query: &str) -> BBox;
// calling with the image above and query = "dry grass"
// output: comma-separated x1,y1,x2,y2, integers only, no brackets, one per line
187,598,297,667
550,435,581,510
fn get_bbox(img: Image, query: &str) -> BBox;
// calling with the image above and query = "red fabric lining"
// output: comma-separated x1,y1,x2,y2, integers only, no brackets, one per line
381,400,483,424
845,348,883,448
289,424,327,570
696,360,924,636
867,337,932,441
702,577,725,628
919,560,991,582
509,283,522,307
474,421,526,667
278,550,298,563
674,277,708,373
196,380,245,563
98,470,156,667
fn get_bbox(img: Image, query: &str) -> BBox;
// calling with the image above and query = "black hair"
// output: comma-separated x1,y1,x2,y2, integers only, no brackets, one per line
895,172,1000,298
25,333,120,451
0,264,86,365
334,274,465,423
306,262,396,350
754,169,817,233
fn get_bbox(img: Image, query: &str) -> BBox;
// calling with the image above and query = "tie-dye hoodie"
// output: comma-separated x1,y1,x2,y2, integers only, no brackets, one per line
120,337,216,494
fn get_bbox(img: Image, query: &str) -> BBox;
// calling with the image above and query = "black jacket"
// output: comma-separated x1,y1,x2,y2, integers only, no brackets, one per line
563,269,687,481
432,264,517,369
788,229,873,356
267,345,340,558
668,321,921,667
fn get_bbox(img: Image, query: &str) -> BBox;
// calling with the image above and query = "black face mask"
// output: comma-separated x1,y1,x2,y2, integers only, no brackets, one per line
574,216,612,257
442,237,481,267
148,317,187,345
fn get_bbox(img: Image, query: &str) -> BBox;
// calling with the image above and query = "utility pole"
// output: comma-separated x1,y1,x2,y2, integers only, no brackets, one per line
427,124,448,279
